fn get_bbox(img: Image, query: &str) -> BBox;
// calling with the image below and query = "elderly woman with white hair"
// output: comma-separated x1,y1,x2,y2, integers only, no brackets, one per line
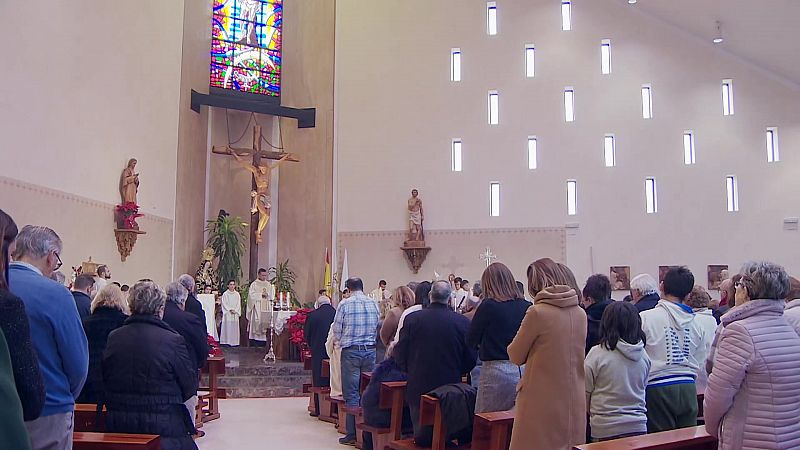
102,281,199,450
704,261,800,450
629,273,660,312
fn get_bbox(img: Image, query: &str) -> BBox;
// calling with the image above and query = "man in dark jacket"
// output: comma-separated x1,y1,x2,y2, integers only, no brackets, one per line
582,274,614,353
178,274,208,335
394,280,477,444
163,283,209,370
71,274,96,320
303,295,336,416
103,281,198,450
630,273,660,312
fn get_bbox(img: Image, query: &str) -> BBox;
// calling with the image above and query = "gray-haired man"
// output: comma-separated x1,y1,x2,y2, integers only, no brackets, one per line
178,274,208,334
10,226,88,450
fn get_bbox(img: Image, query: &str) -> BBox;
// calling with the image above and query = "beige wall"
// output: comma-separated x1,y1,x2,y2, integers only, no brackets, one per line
0,0,184,219
335,0,800,288
0,0,185,283
277,0,336,302
0,177,173,285
173,0,213,277
338,227,565,297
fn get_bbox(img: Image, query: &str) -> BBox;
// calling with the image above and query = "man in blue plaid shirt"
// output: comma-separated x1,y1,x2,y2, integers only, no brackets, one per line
332,277,380,446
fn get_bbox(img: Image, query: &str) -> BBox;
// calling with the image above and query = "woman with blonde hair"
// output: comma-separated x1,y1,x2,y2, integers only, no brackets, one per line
507,258,586,450
77,284,129,403
380,286,415,346
467,262,529,412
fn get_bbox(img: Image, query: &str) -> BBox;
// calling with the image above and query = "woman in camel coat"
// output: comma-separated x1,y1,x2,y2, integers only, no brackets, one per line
507,258,587,450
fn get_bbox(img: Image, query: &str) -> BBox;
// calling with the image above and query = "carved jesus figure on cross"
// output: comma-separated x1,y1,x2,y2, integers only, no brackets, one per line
212,124,299,246
231,151,291,244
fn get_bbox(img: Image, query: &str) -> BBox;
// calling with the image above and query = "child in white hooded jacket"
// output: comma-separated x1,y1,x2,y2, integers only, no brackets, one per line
585,301,651,442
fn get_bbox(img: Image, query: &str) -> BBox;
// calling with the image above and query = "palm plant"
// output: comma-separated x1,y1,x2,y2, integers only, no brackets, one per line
269,259,298,307
205,215,248,292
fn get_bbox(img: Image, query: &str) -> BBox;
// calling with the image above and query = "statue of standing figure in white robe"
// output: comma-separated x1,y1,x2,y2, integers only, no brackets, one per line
220,281,242,346
247,269,275,343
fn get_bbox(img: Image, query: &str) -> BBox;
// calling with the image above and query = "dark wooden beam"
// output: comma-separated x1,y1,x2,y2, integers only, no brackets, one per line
190,89,316,128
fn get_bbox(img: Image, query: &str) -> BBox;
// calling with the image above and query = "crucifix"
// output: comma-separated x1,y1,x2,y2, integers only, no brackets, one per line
212,124,300,280
480,246,497,268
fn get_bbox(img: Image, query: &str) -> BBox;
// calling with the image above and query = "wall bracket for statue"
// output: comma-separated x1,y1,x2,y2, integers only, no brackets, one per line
114,229,146,262
401,245,431,274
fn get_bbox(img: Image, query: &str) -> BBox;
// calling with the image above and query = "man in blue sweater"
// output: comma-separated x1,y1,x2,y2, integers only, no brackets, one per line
9,226,88,450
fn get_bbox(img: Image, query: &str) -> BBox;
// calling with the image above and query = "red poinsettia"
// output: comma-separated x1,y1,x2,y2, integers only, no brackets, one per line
207,334,224,357
115,201,144,229
286,308,313,351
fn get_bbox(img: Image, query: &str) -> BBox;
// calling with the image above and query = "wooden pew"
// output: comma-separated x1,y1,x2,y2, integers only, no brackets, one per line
573,426,717,450
73,432,160,450
471,410,514,450
75,404,107,432
386,394,470,450
330,395,347,434
200,355,225,422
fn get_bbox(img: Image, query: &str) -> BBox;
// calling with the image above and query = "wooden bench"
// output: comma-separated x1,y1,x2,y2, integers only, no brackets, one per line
330,395,347,434
471,410,514,450
75,404,107,432
356,380,408,450
73,432,160,450
573,426,717,450
387,394,470,450
199,356,225,422
312,386,337,424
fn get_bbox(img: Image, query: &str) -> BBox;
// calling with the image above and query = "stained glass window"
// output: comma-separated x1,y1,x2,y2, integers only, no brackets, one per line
210,0,282,97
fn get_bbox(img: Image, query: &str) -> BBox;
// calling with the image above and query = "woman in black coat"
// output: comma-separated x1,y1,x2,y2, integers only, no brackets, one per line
77,284,129,404
102,281,199,450
0,209,45,421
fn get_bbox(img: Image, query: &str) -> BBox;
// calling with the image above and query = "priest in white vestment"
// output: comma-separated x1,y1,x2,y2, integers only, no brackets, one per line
220,280,241,346
247,268,275,344
369,280,386,304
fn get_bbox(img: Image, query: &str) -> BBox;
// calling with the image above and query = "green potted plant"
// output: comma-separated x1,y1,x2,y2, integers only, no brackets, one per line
269,259,299,308
205,214,248,292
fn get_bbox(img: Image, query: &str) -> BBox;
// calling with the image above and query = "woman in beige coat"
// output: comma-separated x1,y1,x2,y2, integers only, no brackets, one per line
507,258,587,450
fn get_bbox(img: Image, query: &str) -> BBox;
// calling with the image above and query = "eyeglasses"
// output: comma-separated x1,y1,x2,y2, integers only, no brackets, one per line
53,252,63,271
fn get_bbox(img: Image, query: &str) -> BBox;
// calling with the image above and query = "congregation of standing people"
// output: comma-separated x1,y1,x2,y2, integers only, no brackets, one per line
305,257,800,449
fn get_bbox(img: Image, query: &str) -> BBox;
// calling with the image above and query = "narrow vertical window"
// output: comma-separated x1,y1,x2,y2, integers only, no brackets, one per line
722,79,734,116
488,90,499,125
527,136,538,170
490,182,500,217
561,1,572,31
645,177,658,214
564,87,575,122
604,134,616,167
683,131,695,165
451,139,462,172
525,45,536,78
766,127,779,162
487,2,497,35
566,180,577,215
450,48,461,82
726,176,739,212
600,39,611,75
641,84,653,119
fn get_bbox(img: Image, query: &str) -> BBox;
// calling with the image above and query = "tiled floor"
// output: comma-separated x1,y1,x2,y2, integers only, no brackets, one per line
197,397,343,449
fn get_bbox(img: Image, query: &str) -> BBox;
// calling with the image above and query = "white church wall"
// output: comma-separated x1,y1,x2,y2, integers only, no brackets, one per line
334,0,800,291
0,1,185,283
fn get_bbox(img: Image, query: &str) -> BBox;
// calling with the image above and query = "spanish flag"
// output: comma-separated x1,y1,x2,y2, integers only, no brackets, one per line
324,248,332,297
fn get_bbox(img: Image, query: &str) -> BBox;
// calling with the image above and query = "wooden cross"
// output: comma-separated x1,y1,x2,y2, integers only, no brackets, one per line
212,125,300,281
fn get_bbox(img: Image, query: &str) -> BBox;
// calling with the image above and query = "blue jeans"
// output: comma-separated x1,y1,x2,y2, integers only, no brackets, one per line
341,346,376,438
